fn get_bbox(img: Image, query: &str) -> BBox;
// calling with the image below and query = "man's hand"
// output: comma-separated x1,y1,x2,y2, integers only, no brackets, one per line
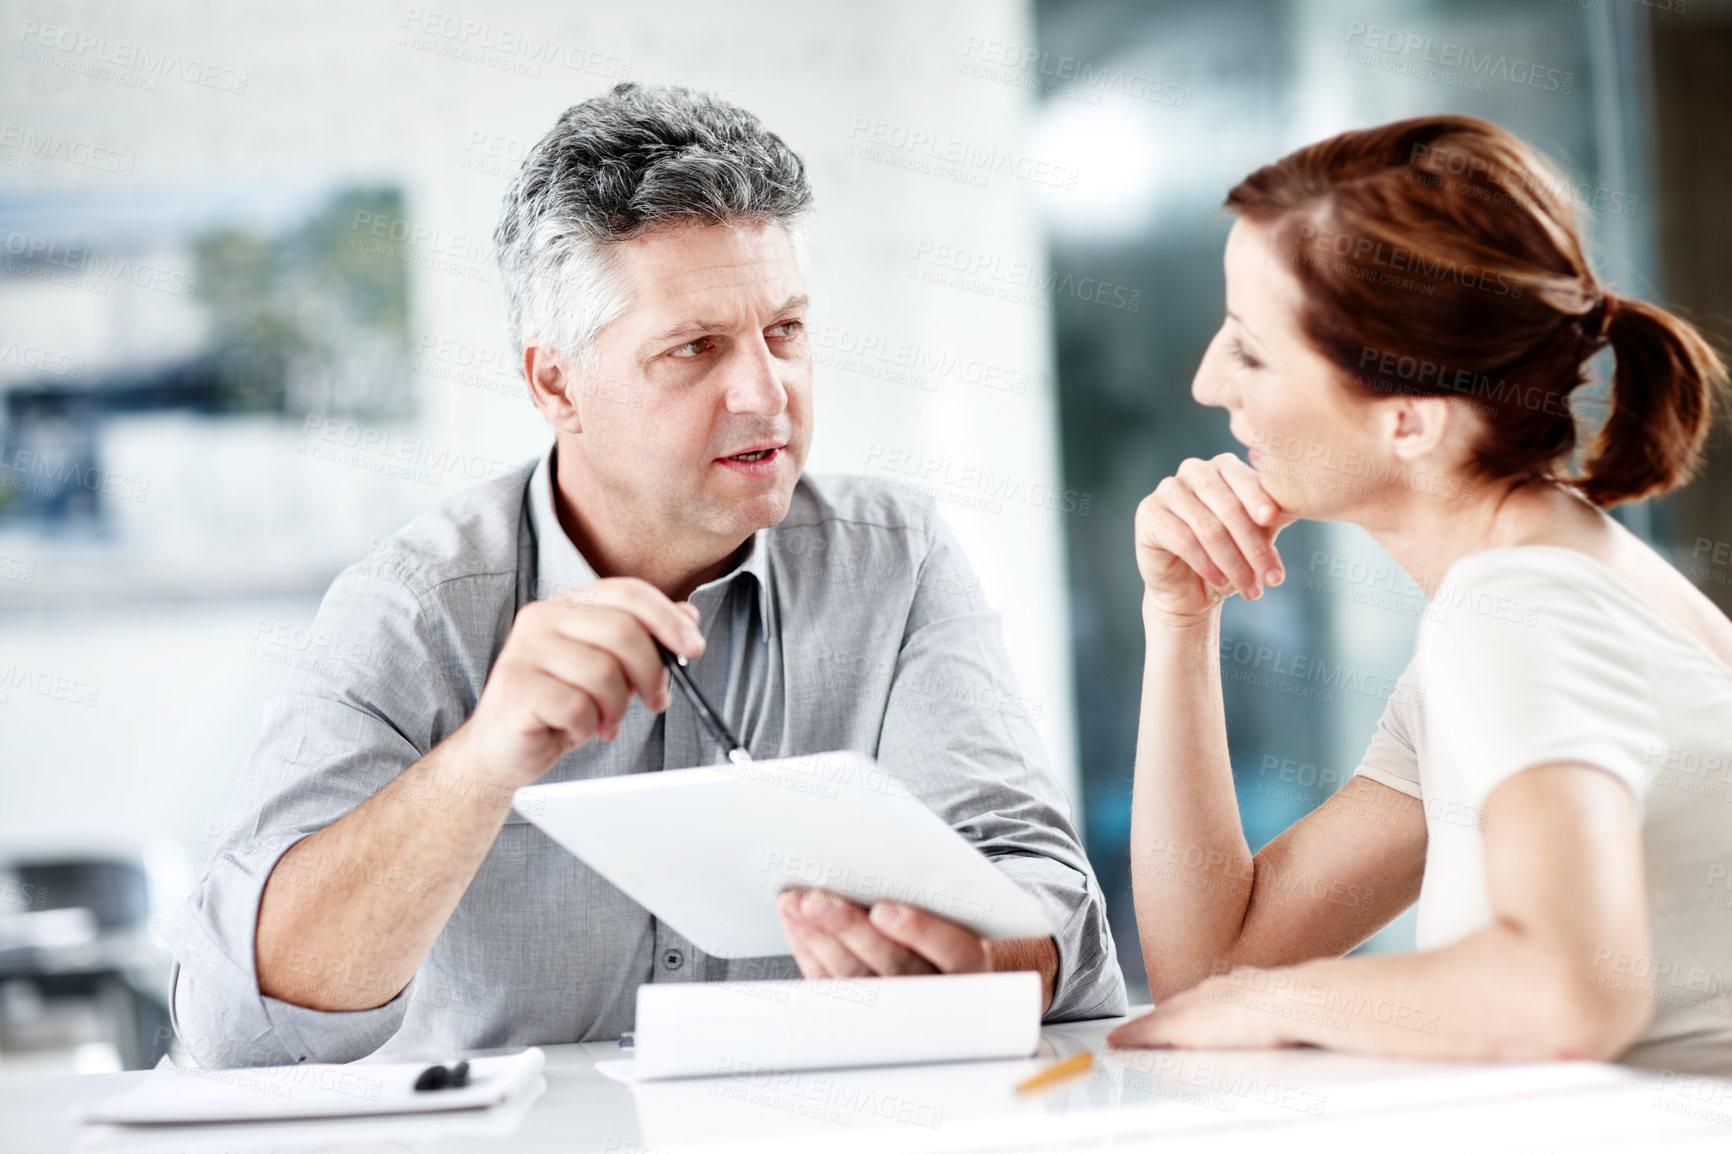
776,888,1057,1012
450,577,706,790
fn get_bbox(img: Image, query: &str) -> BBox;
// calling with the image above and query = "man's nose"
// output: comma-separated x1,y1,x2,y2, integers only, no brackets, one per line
722,335,788,416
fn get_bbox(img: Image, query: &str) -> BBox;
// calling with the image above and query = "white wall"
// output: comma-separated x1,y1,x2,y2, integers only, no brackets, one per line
0,0,1082,874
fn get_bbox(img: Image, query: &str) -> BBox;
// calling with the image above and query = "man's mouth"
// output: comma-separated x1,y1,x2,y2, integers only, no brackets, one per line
716,443,787,475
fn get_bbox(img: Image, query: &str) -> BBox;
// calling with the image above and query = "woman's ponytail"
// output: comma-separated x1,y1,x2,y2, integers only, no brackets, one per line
1574,294,1729,508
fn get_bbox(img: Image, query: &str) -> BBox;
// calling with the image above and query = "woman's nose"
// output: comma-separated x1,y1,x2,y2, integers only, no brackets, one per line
1192,349,1231,409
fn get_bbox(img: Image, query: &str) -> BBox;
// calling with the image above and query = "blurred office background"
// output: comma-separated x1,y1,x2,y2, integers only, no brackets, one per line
0,0,1726,1072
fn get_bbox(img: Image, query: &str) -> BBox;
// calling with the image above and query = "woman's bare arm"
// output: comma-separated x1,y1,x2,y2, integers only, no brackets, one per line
1127,454,1426,1000
1132,607,1427,997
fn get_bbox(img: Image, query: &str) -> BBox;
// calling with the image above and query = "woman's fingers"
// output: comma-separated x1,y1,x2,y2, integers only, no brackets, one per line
1177,453,1288,592
1147,499,1233,591
1217,453,1296,536
1114,972,1308,1052
1189,456,1286,590
1138,454,1297,611
1105,1008,1168,1049
1136,492,1218,595
1214,452,1282,527
1159,472,1263,598
1105,988,1258,1051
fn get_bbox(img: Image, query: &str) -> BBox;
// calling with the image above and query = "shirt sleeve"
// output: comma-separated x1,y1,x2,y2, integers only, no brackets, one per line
162,555,478,1068
1350,660,1424,800
873,512,1127,1022
1417,555,1658,812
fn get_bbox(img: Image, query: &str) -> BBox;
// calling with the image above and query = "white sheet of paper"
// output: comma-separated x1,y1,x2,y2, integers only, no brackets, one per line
598,972,1042,1081
80,1047,546,1125
512,751,1058,958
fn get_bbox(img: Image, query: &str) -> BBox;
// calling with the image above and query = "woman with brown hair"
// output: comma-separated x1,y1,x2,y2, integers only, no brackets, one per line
1108,115,1732,1074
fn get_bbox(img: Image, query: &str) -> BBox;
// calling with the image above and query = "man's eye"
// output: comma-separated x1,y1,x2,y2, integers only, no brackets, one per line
770,320,803,338
670,337,713,359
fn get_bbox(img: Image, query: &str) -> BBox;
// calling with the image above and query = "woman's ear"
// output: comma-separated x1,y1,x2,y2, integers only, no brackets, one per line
524,345,583,434
1386,395,1456,462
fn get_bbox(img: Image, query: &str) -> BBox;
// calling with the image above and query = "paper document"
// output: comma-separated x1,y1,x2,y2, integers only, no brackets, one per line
80,1047,545,1125
596,972,1041,1082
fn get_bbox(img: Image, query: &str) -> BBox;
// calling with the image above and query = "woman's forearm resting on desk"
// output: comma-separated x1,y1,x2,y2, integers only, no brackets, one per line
1112,764,1654,1061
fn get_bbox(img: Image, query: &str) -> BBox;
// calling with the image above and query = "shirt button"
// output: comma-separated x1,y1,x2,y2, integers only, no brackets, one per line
661,949,684,971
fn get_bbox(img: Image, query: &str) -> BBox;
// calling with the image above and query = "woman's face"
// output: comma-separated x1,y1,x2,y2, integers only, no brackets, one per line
1191,219,1390,520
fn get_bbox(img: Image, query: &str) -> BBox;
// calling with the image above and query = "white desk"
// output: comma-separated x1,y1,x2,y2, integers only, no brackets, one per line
4,1014,1727,1153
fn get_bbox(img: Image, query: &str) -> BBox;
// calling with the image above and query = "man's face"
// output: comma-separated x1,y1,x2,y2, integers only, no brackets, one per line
563,220,812,544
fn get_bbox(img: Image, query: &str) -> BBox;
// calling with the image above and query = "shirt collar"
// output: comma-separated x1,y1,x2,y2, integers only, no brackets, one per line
728,522,777,641
528,445,775,639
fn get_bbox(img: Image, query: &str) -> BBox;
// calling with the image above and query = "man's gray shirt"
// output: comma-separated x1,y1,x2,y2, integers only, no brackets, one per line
166,449,1125,1067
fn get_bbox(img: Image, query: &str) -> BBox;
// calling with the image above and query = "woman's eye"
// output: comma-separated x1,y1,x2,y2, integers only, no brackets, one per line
1231,338,1263,370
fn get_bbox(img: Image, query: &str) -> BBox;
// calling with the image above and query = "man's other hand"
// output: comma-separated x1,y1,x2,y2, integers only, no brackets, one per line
776,887,1056,1012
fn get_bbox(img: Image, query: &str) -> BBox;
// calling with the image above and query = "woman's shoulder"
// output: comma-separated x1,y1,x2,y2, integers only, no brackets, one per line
1425,546,1607,636
1421,544,1731,688
1436,543,1608,589
1417,546,1663,688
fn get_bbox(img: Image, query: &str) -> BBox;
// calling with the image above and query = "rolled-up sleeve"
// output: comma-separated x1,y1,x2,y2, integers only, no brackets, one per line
164,831,418,1067
874,515,1127,1022
163,556,479,1067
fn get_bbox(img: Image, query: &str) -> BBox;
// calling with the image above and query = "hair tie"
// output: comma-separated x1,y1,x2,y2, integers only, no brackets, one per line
1595,292,1619,340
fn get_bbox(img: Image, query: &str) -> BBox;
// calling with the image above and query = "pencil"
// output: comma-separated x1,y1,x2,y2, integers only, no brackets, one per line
1014,1050,1093,1094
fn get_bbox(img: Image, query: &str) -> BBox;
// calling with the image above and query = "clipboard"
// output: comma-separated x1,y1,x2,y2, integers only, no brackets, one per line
512,751,1058,957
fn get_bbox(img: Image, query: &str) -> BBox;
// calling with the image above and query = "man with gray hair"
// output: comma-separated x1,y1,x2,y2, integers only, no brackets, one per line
165,83,1124,1067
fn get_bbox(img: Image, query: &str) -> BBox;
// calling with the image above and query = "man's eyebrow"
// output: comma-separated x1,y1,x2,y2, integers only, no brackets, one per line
643,294,811,347
644,318,724,347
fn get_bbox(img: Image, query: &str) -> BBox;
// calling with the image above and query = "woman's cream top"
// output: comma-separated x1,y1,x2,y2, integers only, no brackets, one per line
1354,546,1732,1076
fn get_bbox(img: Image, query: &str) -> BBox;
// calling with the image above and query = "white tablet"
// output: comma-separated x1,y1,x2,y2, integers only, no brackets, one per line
511,751,1058,958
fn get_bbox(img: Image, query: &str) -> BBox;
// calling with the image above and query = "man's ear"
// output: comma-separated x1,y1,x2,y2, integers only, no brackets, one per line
1386,395,1455,462
524,344,582,434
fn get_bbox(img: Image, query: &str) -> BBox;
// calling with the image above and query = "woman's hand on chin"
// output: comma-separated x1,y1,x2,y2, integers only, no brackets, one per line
1135,453,1295,627
1107,967,1302,1051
